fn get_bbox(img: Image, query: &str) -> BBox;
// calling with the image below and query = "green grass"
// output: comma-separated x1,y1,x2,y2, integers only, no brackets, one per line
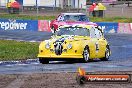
0,40,39,61
0,14,55,20
0,14,132,22
90,17,132,23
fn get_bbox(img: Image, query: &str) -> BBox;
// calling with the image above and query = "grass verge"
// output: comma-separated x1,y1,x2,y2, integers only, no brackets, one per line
90,17,132,23
0,14,132,22
0,40,39,61
0,14,55,20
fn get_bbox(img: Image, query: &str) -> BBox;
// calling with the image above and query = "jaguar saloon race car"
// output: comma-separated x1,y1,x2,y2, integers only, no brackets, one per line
38,24,111,64
50,13,90,32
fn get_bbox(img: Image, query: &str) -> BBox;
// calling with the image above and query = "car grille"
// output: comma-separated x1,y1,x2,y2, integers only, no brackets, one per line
54,42,63,55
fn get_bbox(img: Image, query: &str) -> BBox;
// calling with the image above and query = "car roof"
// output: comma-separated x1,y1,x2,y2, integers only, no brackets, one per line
61,13,86,15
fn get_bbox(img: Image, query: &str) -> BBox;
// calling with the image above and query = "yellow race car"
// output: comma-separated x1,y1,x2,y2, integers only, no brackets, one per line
38,24,111,64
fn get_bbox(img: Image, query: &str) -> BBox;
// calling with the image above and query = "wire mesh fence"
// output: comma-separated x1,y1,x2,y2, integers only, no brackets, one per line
0,0,132,18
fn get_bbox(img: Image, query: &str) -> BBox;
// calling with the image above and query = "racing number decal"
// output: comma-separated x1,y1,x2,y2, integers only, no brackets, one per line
95,42,99,52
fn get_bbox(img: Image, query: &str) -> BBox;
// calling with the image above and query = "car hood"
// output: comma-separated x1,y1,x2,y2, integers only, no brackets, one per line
45,35,90,44
64,21,97,26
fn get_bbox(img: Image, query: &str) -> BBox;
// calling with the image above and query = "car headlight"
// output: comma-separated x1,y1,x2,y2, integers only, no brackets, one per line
67,44,72,49
45,43,50,49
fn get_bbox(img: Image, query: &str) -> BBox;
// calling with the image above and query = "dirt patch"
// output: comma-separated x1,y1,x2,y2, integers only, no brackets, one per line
0,74,19,88
0,72,132,88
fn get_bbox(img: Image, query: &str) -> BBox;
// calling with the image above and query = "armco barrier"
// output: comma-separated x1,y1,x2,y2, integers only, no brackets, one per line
0,19,38,31
38,20,51,32
118,23,132,34
96,22,118,33
0,19,132,34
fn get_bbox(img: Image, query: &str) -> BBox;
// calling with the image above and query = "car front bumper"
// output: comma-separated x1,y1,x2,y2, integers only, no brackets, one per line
38,54,83,59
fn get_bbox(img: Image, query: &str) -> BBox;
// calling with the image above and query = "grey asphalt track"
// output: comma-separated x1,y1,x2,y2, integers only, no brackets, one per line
0,30,132,74
0,30,52,42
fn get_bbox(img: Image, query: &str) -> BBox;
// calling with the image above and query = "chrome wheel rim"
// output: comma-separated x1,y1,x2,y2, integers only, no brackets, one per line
83,49,89,62
106,48,110,59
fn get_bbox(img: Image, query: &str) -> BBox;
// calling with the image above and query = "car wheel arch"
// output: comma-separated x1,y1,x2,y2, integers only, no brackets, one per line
84,45,90,52
83,45,90,56
106,44,110,49
51,26,56,33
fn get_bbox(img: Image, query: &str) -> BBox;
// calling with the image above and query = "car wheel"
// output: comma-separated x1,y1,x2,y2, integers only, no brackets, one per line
100,45,110,61
51,26,56,33
82,46,90,63
39,58,49,64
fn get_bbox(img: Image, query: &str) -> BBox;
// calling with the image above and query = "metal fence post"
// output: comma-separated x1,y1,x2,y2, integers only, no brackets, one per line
121,2,126,17
53,5,55,16
21,4,23,14
78,0,79,12
36,0,39,17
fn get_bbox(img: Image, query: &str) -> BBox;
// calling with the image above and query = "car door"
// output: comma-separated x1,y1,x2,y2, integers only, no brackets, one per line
94,27,106,58
89,27,97,58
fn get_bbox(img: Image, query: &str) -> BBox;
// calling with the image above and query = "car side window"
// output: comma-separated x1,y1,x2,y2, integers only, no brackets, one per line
90,27,96,38
57,15,64,21
90,27,103,38
64,15,70,21
94,28,103,39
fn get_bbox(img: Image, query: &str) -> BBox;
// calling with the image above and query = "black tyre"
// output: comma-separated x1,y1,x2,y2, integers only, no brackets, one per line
76,75,86,85
39,58,49,64
100,45,110,61
51,26,56,33
82,46,90,63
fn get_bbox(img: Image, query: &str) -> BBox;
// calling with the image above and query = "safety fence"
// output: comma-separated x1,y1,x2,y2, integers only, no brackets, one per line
0,1,132,18
0,19,132,34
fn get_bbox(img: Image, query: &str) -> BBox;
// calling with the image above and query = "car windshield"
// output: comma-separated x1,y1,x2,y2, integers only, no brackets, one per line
56,27,90,36
64,15,89,22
